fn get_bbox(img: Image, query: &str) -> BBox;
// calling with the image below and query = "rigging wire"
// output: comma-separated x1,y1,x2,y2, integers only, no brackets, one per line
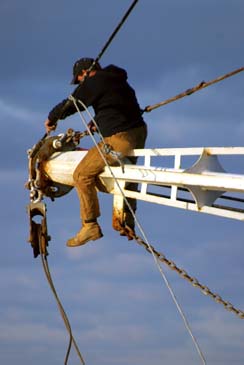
131,233,244,319
32,4,140,363
90,0,139,71
143,66,244,113
35,2,243,363
38,62,244,363
70,95,207,365
56,0,139,130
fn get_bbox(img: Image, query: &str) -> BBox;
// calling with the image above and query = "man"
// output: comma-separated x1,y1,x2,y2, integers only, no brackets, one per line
45,57,147,247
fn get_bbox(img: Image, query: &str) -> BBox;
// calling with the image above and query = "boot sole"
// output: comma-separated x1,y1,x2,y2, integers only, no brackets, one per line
66,232,103,247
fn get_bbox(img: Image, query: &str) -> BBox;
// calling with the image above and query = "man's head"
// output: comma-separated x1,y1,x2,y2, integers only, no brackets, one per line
71,57,101,84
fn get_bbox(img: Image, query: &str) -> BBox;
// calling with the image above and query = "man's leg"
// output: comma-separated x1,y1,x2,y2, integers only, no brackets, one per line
108,125,147,231
124,125,147,230
67,124,147,245
67,143,106,246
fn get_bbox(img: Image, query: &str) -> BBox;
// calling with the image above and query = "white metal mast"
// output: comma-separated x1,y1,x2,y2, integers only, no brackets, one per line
43,146,244,221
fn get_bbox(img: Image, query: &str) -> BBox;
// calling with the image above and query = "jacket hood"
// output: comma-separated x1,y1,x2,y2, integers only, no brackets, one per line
102,65,128,80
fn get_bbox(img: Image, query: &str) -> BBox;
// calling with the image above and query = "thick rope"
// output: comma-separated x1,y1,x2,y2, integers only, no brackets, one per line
143,66,244,113
69,96,207,365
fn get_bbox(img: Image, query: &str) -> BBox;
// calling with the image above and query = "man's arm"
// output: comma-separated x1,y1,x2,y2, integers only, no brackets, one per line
44,118,57,133
52,98,76,119
44,80,95,133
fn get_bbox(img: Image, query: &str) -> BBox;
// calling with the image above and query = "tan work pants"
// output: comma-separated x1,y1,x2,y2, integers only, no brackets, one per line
73,124,147,222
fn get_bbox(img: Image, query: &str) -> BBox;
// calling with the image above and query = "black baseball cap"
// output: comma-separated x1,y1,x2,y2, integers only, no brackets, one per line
71,57,101,84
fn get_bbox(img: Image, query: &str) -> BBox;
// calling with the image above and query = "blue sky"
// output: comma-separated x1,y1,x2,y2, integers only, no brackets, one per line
0,1,244,364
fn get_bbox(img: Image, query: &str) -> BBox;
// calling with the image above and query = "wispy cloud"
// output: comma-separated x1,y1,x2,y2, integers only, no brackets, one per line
0,98,42,123
0,321,65,343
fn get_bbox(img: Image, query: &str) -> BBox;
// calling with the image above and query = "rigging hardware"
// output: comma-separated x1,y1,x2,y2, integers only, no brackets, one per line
26,131,87,364
120,226,244,320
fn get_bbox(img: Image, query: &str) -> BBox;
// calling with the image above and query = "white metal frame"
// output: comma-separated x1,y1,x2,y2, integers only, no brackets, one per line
101,147,244,221
43,147,244,221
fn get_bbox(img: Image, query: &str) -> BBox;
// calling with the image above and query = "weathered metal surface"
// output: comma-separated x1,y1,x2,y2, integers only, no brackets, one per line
42,150,87,186
27,201,50,258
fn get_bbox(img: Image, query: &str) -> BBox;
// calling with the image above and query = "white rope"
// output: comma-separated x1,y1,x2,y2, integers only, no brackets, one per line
68,95,207,365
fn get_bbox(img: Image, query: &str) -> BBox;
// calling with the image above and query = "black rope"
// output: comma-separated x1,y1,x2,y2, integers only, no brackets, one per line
58,0,139,122
92,0,139,69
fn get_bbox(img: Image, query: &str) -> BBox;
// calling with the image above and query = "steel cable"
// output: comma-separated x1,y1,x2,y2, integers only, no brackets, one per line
70,96,207,365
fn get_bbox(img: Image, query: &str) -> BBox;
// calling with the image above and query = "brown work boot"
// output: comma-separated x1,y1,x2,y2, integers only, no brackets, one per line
66,222,103,247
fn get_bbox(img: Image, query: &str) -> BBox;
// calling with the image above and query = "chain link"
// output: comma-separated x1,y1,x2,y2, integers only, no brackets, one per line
126,229,244,319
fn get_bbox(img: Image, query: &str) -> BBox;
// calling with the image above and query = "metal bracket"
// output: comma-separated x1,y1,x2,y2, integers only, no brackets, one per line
27,201,51,258
185,149,226,208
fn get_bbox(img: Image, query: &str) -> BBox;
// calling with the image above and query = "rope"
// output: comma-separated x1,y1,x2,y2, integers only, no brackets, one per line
68,96,126,170
55,0,139,121
34,4,140,362
38,228,85,365
90,0,139,71
129,232,244,319
143,66,244,113
69,96,207,365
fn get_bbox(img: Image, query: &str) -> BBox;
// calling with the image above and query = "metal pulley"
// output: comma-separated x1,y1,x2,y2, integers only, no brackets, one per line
27,201,50,258
26,128,83,201
26,128,87,257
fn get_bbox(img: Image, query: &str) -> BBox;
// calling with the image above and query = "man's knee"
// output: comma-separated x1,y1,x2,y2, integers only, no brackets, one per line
73,167,88,185
73,166,87,184
73,166,81,184
74,169,96,191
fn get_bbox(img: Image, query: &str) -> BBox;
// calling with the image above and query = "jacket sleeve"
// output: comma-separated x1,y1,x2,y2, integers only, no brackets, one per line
48,98,77,124
48,79,97,124
73,78,99,107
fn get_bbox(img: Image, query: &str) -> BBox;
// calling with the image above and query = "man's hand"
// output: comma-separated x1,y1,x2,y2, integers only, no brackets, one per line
87,120,97,134
45,118,57,133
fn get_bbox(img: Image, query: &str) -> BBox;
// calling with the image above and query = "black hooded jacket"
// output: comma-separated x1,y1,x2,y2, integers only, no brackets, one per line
48,65,146,137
